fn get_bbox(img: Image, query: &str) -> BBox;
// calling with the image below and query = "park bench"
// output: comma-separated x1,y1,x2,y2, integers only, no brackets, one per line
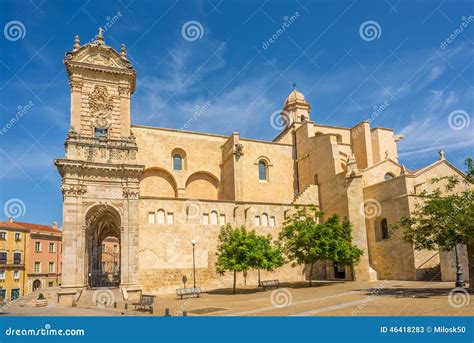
132,294,155,311
176,287,201,299
259,280,280,290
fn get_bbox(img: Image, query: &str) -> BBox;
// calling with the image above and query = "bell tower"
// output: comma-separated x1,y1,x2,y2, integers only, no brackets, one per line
282,86,311,127
65,28,135,139
55,29,144,301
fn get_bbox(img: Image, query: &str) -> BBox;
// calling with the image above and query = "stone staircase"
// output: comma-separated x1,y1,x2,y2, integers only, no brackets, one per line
294,184,320,205
9,287,60,308
420,265,442,281
76,288,128,309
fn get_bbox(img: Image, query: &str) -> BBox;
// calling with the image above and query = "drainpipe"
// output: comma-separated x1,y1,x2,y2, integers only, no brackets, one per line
22,230,26,296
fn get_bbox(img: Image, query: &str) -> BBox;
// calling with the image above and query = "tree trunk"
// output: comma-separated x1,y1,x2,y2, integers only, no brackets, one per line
258,268,261,286
468,242,474,290
233,270,237,294
309,263,314,287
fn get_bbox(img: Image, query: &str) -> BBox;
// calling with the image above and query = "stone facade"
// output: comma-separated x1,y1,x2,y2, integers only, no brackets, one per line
55,30,470,298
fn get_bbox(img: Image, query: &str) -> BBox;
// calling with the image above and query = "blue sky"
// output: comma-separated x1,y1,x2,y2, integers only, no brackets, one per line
0,0,473,226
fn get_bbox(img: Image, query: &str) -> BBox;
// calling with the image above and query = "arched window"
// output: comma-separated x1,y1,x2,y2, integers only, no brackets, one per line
258,161,267,181
157,209,165,224
261,213,269,227
254,216,261,226
380,218,389,240
173,154,183,171
210,211,218,225
384,172,395,180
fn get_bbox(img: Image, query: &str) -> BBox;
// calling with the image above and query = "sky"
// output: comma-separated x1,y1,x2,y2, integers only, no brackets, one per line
0,0,473,226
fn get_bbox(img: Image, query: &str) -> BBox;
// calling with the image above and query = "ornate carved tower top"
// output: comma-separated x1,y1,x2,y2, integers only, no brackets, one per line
282,85,311,127
64,28,136,140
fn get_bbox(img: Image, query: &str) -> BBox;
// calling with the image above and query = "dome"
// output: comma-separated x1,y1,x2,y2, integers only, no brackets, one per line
284,89,306,105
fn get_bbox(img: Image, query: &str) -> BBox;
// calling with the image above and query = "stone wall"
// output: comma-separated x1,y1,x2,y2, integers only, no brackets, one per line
137,198,305,292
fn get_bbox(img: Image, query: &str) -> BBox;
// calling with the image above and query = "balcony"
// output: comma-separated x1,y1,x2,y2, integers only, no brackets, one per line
0,259,25,267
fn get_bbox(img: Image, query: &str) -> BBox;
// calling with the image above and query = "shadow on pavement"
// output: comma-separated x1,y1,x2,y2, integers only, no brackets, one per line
356,287,473,298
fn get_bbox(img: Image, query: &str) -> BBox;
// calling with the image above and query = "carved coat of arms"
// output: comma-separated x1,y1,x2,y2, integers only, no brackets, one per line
89,85,113,129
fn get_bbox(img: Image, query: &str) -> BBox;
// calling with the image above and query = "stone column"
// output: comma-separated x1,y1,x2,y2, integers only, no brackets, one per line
121,187,140,287
60,185,87,288
346,174,371,281
118,87,131,137
69,79,83,131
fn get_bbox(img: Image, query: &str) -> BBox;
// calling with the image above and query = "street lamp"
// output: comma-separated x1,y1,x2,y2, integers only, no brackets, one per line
191,240,197,289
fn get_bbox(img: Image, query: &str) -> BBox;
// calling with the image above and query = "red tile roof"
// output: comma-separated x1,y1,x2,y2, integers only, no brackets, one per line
0,220,62,234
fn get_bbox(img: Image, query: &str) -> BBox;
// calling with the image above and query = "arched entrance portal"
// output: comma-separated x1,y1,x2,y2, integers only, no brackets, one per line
32,279,41,291
85,205,121,288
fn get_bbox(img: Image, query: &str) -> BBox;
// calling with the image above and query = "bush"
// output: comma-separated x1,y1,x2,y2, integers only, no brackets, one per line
37,293,45,300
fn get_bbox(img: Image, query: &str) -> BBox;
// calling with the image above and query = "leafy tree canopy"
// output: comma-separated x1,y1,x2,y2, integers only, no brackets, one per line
279,206,363,286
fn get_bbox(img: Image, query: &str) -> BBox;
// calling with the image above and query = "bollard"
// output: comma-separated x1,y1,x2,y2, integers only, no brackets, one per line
125,303,128,310
164,308,170,316
150,306,154,315
114,302,117,309
183,311,187,317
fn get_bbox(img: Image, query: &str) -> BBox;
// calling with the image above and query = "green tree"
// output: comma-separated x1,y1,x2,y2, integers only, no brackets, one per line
215,224,257,294
392,158,474,288
250,234,284,285
279,206,363,287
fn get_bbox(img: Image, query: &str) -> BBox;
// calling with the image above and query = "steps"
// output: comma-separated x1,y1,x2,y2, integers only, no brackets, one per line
294,184,320,205
76,288,126,308
420,265,442,281
9,287,60,308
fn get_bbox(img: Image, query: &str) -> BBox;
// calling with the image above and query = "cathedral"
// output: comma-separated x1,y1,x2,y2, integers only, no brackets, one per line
55,30,469,302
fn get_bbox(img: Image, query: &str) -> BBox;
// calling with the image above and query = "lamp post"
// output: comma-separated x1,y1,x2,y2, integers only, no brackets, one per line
191,240,197,289
454,244,464,288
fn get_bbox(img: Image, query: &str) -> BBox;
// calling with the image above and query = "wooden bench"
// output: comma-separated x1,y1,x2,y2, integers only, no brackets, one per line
259,280,280,290
176,287,201,299
132,294,155,311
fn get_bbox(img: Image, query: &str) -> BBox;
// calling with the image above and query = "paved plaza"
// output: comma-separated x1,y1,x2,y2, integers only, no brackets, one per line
2,281,472,317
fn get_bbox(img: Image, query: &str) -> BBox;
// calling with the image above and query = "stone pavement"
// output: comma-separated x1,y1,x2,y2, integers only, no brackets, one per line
2,281,472,317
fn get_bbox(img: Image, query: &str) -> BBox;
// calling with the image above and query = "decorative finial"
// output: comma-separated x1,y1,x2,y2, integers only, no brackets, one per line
439,149,445,160
96,27,105,44
292,82,297,90
401,165,407,175
73,34,80,50
121,43,127,57
347,152,357,164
